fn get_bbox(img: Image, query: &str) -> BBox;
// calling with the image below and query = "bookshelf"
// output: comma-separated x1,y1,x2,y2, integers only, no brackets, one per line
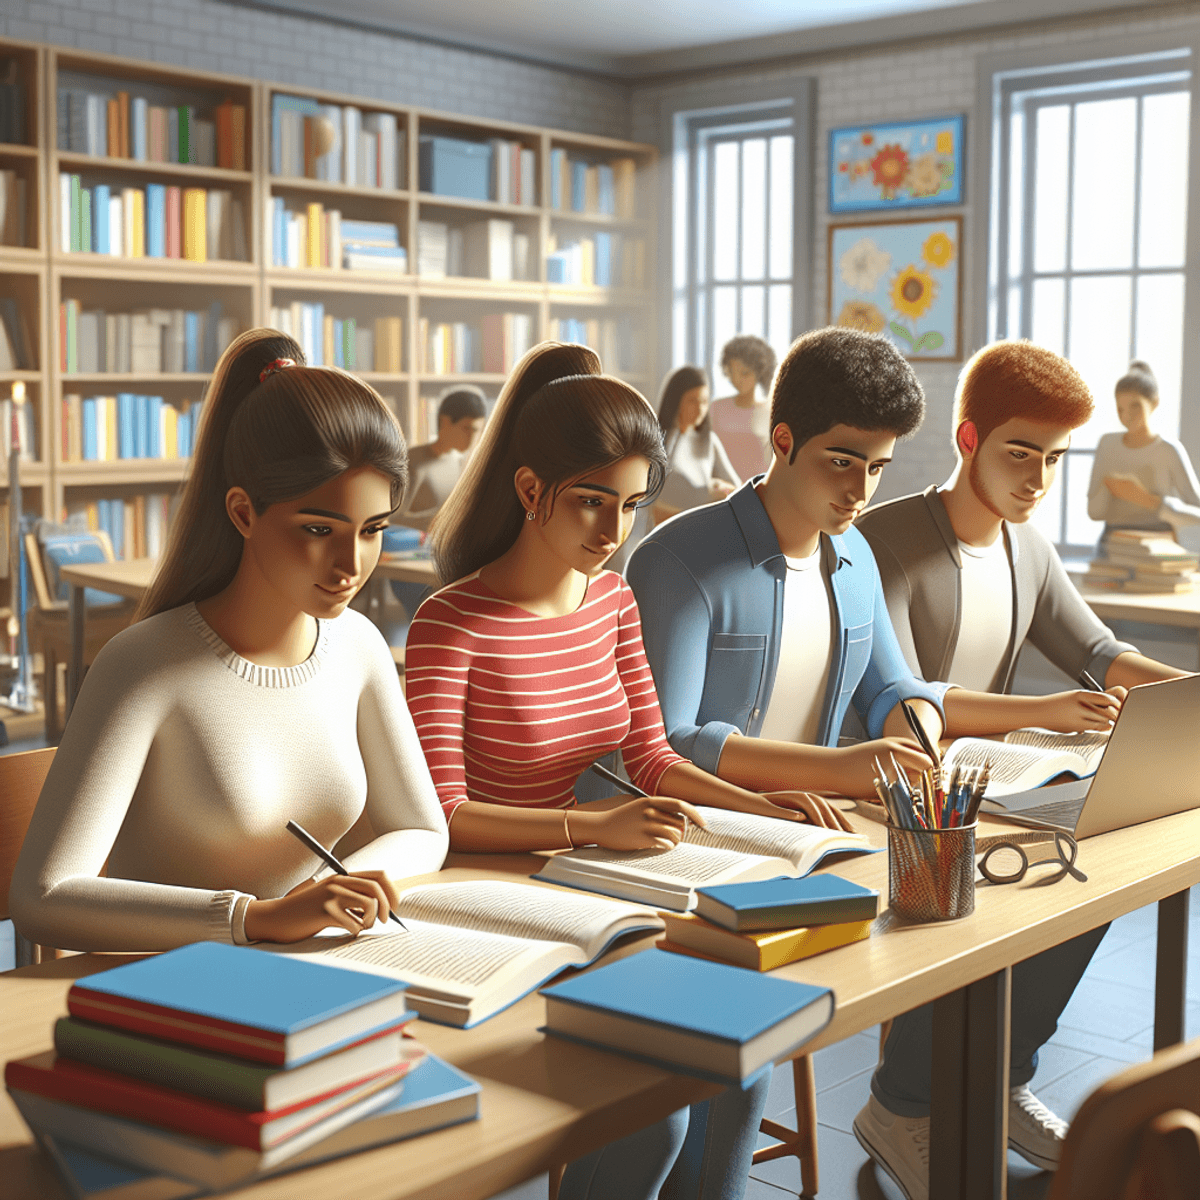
0,37,657,563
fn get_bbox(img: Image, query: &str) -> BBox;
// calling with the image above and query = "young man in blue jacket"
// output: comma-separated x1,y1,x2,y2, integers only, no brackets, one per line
627,327,1107,1200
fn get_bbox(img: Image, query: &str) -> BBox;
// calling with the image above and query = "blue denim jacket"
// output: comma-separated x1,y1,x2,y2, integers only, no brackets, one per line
626,479,948,774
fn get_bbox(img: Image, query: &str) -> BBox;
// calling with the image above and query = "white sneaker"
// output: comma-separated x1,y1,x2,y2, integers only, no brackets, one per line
1008,1084,1068,1169
853,1094,930,1200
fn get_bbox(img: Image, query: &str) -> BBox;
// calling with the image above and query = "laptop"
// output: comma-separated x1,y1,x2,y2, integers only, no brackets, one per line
982,674,1200,838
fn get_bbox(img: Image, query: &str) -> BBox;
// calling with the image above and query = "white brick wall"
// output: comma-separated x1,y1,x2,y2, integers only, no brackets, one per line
632,5,1200,501
1,0,632,137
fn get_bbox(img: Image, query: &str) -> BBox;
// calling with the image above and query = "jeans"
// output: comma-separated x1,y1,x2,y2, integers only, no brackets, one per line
560,1069,771,1200
871,925,1109,1117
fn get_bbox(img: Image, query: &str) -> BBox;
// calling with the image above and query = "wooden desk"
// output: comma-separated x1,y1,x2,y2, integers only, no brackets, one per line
59,559,158,722
2,812,1195,1200
1079,586,1200,658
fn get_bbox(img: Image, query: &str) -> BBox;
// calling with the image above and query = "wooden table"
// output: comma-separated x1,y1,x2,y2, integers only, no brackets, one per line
59,558,157,721
1079,585,1200,658
2,808,1196,1200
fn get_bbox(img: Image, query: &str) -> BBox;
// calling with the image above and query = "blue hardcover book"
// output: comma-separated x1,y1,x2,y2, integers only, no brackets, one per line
570,159,586,212
270,93,319,176
309,302,324,365
67,943,411,1068
272,196,285,266
550,147,565,209
27,1054,478,1198
594,231,611,287
339,219,399,245
93,185,110,254
80,188,92,254
332,318,344,367
135,394,149,459
695,876,881,934
184,311,199,374
146,395,162,458
597,163,615,214
204,301,222,372
131,96,147,161
541,949,834,1085
81,397,97,461
145,184,165,257
116,393,135,460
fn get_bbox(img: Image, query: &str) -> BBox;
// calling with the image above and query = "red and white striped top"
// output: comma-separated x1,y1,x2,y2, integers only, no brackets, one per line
405,570,685,822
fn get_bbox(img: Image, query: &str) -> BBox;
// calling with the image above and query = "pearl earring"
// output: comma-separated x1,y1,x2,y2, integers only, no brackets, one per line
525,509,536,521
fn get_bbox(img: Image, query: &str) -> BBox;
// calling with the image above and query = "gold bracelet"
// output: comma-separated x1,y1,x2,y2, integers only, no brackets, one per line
562,809,574,849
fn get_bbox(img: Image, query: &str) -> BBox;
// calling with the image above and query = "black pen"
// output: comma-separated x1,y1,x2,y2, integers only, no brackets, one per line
285,819,407,932
1078,670,1104,692
589,761,648,798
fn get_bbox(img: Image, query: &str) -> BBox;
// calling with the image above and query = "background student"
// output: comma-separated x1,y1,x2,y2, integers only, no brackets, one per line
708,334,776,481
655,365,740,519
1087,359,1200,541
407,341,830,1200
10,330,448,953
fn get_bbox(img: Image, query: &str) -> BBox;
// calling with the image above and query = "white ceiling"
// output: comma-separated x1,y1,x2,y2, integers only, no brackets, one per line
241,0,1169,76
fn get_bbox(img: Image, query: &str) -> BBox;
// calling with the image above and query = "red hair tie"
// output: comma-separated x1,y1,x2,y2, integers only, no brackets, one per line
259,357,296,383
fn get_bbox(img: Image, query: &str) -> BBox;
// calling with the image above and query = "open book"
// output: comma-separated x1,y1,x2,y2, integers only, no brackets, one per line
533,807,872,912
942,728,1109,799
265,880,662,1029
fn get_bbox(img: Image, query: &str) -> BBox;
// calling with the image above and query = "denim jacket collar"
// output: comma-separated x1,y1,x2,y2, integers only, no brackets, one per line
728,476,856,575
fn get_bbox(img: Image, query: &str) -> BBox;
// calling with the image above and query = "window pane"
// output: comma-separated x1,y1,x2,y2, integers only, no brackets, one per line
1135,272,1186,438
741,138,766,281
768,135,793,279
1030,277,1066,354
1067,274,1132,450
1007,106,1026,282
711,285,738,382
1071,97,1137,270
1064,451,1104,548
712,140,739,282
1030,480,1063,545
741,285,766,339
673,132,689,290
1006,282,1023,338
1033,105,1070,273
1139,91,1190,268
768,284,792,358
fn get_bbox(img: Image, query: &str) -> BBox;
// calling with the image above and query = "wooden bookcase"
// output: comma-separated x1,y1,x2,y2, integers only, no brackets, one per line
0,37,657,561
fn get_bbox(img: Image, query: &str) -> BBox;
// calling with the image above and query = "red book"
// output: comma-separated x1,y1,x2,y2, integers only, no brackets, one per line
165,187,181,257
5,1052,410,1150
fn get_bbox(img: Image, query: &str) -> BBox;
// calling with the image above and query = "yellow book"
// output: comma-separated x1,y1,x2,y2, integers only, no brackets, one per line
85,500,99,531
306,202,323,268
130,189,145,257
658,912,872,972
183,188,207,262
387,316,402,373
104,396,117,462
323,313,335,365
162,403,178,459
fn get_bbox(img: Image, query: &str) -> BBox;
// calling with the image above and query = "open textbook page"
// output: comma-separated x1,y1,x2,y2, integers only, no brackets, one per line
533,807,872,911
942,729,1110,798
266,880,662,1028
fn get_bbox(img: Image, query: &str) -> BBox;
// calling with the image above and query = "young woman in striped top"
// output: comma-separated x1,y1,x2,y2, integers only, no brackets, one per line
404,342,849,1200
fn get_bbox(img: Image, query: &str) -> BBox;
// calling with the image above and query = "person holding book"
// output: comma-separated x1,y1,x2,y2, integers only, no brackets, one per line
405,341,845,1200
11,329,448,954
656,365,740,517
708,334,776,480
1087,359,1200,541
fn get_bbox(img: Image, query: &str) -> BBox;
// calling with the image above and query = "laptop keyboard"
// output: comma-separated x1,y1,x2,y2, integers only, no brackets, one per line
1012,796,1088,830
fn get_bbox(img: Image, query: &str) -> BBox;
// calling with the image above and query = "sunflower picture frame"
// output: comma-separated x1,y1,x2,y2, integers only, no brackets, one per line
828,216,963,362
829,115,964,212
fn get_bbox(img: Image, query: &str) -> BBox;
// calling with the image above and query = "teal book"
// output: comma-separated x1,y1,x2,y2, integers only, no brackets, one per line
694,875,880,933
66,942,410,1067
541,949,834,1085
23,1055,478,1194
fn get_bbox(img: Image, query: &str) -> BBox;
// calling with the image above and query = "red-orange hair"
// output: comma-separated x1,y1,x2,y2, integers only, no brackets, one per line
954,340,1093,448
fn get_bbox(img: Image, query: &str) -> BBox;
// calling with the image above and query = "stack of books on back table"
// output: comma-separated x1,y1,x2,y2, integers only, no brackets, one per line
657,875,879,972
1094,530,1200,593
6,943,480,1196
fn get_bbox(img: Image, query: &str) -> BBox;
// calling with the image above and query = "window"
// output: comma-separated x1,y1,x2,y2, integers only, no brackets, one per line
670,86,812,389
988,50,1193,551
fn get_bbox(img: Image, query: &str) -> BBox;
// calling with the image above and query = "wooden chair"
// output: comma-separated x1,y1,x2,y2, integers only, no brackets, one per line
0,746,55,967
23,531,133,742
1048,1036,1200,1200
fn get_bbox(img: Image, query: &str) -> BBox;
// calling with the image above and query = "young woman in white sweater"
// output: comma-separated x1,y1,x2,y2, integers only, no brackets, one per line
11,329,448,952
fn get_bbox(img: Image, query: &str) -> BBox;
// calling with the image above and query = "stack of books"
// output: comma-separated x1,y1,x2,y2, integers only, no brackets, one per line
60,394,203,463
462,218,533,282
549,316,644,374
545,232,646,288
5,943,479,1194
58,176,247,262
269,201,405,273
66,492,175,560
57,91,246,169
1102,530,1199,593
487,137,537,205
657,876,879,971
272,95,402,189
548,150,637,217
267,304,403,373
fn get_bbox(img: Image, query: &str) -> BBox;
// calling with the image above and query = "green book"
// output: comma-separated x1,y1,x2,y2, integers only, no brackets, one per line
53,1016,415,1113
176,105,190,165
70,173,82,252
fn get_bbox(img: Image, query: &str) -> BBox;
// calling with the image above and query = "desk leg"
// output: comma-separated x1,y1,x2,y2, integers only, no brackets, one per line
1154,889,1190,1051
66,582,85,723
930,967,1012,1200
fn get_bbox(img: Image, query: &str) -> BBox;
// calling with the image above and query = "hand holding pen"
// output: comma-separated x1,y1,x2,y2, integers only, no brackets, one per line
585,763,706,851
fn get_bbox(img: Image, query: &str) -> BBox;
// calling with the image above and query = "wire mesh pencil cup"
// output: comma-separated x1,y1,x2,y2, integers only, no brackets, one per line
887,823,977,922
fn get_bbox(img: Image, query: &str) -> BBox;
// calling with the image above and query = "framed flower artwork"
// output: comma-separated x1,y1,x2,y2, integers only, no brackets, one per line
829,115,964,212
828,216,962,361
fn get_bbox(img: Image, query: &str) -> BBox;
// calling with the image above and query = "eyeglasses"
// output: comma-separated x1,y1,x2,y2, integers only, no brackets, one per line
978,831,1087,885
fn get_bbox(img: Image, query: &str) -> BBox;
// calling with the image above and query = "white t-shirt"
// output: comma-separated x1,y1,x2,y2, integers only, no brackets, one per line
948,536,1013,691
759,546,834,745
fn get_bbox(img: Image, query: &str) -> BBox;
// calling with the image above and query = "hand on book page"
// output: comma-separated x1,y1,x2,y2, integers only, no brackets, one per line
570,796,707,851
245,871,400,943
1033,688,1124,733
762,790,856,831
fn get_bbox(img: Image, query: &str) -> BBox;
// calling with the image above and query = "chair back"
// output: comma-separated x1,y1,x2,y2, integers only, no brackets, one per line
27,530,123,610
1048,1037,1200,1199
0,746,54,921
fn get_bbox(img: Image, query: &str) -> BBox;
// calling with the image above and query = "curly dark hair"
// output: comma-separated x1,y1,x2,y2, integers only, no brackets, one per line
720,335,776,393
771,328,925,461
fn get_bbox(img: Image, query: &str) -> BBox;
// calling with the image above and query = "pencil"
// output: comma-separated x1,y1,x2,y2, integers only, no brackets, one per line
285,819,407,932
